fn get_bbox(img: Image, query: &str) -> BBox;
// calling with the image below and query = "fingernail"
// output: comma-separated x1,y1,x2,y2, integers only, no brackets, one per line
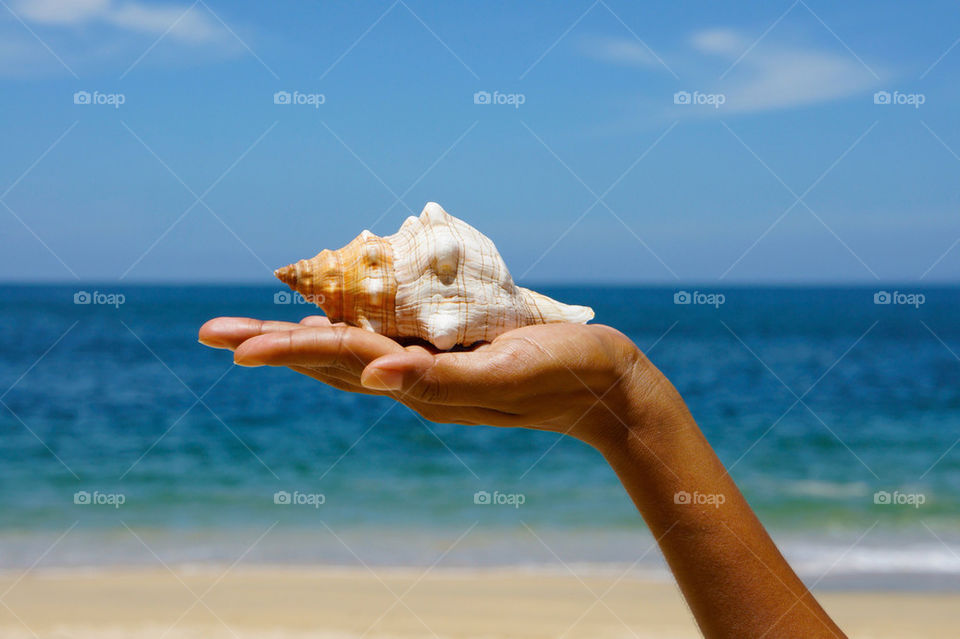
233,355,262,367
361,368,403,391
199,336,232,349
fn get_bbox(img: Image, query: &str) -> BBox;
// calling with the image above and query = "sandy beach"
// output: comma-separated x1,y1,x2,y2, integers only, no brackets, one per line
0,566,956,638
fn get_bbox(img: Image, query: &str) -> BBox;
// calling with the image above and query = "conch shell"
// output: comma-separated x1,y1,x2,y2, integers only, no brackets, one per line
275,202,594,350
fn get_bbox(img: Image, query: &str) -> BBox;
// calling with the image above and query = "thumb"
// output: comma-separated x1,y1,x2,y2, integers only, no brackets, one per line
361,349,501,405
361,351,433,392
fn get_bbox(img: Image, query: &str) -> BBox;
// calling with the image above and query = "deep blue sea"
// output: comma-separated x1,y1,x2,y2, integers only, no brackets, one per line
1,284,958,590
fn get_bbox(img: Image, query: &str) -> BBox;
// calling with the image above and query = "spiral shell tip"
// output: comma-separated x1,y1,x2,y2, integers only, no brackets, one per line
274,264,297,288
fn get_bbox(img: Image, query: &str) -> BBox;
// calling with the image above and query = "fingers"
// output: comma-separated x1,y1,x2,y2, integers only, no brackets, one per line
199,316,336,350
202,318,538,425
233,325,405,373
288,365,384,395
360,347,530,406
199,317,307,350
291,363,529,424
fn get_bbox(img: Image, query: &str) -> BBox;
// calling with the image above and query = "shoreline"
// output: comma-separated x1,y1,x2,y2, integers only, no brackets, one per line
3,557,960,592
1,565,957,638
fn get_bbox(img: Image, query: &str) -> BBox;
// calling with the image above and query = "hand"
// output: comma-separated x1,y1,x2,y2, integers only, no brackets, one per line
198,316,658,449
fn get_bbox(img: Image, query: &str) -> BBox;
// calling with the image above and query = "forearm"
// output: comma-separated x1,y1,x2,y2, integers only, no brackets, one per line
596,363,846,639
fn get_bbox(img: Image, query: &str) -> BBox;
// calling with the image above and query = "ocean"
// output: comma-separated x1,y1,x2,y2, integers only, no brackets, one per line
1,284,958,590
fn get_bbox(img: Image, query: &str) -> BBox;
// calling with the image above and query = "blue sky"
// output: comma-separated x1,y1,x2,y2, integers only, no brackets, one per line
1,0,958,283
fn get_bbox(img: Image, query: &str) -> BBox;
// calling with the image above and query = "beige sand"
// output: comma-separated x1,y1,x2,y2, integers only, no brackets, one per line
0,566,956,638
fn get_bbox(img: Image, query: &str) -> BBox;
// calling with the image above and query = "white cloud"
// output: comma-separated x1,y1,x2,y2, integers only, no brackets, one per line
689,28,880,113
584,28,883,114
13,0,226,44
722,49,877,113
0,0,243,76
688,28,744,56
14,0,113,24
580,35,660,67
105,4,221,43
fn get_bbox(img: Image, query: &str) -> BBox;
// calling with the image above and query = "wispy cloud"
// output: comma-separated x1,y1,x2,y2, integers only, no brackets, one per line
579,34,660,68
13,0,222,43
690,28,880,113
0,0,243,76
689,28,744,57
584,27,883,114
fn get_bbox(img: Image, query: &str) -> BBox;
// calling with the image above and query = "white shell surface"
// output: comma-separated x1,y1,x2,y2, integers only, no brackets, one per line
387,202,593,349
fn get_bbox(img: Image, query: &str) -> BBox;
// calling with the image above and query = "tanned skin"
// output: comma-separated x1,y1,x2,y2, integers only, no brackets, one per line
199,316,847,639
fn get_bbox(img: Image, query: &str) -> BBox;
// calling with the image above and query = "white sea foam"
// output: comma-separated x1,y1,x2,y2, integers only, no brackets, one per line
779,479,871,499
2,526,960,591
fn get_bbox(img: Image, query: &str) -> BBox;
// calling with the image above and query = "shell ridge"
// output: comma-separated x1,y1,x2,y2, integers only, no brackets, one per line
335,249,345,322
445,212,470,347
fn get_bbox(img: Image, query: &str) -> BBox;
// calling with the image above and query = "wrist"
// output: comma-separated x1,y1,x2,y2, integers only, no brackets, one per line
586,347,684,456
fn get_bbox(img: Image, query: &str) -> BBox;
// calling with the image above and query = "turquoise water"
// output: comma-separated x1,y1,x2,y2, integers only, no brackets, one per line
1,284,959,589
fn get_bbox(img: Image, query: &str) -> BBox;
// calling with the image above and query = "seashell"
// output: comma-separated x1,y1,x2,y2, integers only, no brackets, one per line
275,202,594,350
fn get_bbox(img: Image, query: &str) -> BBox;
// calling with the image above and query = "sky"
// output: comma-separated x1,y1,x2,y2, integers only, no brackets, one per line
0,0,958,284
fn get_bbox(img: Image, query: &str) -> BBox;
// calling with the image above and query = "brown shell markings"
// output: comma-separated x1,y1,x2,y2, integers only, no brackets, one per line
274,230,397,335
